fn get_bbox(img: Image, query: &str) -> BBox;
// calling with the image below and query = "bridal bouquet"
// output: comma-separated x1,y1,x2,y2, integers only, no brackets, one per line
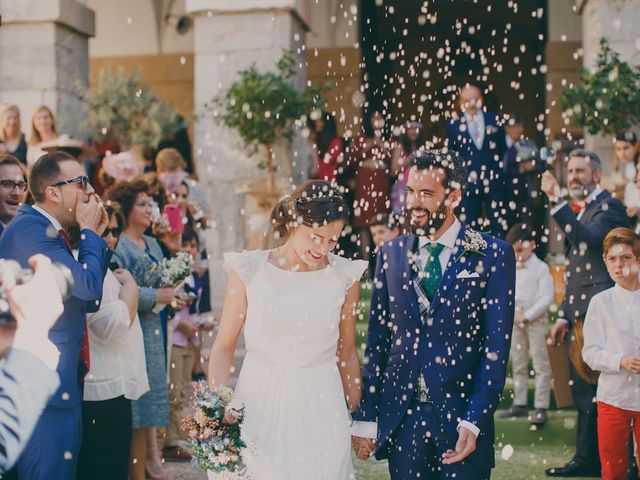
152,252,193,313
182,382,250,479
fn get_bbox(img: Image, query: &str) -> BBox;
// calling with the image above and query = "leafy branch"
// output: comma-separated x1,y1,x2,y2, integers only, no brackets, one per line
561,37,640,135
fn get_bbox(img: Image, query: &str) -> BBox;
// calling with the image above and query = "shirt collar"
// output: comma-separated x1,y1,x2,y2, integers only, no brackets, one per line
505,135,514,149
614,283,640,302
464,111,484,125
32,205,63,232
418,218,461,250
584,186,603,205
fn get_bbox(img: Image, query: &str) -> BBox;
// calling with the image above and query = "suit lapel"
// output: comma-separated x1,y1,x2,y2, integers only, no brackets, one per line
402,234,423,328
427,226,468,318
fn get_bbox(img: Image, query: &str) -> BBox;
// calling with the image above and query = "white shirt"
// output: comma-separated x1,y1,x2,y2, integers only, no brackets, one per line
32,204,63,232
83,269,150,401
352,218,480,439
464,111,485,150
515,254,554,322
582,285,640,411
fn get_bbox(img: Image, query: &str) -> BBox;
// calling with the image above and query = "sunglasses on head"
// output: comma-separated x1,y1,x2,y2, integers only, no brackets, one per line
50,175,90,191
102,226,122,238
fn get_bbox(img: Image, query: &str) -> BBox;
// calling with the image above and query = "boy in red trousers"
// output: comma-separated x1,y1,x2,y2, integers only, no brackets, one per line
583,227,640,479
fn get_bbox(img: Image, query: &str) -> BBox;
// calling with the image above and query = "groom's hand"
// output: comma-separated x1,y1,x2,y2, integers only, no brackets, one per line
442,426,476,465
351,436,375,460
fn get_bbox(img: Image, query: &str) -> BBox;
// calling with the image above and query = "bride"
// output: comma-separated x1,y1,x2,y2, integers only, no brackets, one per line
208,180,368,479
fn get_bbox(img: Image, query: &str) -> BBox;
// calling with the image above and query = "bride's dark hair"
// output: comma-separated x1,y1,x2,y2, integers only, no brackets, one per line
270,180,349,242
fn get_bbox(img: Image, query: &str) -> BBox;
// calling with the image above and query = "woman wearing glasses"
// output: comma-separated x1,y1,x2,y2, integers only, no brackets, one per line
76,204,150,480
106,180,187,480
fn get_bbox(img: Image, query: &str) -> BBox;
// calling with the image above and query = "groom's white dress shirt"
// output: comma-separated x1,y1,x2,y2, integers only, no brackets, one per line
352,218,481,439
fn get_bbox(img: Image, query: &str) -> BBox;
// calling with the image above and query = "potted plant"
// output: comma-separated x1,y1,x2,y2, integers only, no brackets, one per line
210,51,324,196
561,37,640,136
78,68,185,162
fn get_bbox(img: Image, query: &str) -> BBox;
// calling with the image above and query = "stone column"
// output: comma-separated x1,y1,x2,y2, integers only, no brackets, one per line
578,0,640,172
0,0,95,138
186,0,310,309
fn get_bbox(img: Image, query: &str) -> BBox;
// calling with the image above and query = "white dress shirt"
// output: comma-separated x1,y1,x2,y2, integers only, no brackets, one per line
464,111,485,150
515,254,554,322
84,269,150,401
32,204,63,232
582,285,640,411
352,218,481,439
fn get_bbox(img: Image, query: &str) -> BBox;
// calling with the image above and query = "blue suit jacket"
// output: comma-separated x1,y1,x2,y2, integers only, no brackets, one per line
0,205,110,408
353,226,516,469
446,112,504,184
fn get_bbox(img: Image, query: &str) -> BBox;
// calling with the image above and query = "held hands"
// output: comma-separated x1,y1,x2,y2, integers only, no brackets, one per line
621,356,640,374
351,436,375,460
442,426,477,465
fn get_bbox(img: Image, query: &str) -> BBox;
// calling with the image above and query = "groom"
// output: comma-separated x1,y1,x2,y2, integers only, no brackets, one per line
352,149,516,479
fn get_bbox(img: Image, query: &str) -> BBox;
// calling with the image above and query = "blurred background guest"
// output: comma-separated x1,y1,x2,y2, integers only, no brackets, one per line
307,110,343,184
390,120,424,214
26,106,61,167
0,105,28,169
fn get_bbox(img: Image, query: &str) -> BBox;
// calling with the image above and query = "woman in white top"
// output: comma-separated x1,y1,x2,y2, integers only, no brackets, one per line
208,180,367,480
26,105,61,167
76,205,149,480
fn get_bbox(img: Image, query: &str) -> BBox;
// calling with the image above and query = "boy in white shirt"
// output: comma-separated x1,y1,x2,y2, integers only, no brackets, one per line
499,223,554,425
583,227,640,480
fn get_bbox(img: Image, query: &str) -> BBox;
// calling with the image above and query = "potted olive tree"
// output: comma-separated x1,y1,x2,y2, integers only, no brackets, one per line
79,68,185,164
210,51,323,194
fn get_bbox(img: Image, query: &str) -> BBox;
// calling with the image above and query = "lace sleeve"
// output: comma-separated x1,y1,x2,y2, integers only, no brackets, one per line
223,251,263,286
332,255,368,291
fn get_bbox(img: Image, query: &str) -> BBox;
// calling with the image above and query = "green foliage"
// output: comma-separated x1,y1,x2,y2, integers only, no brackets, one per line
561,37,640,135
79,68,185,150
210,51,324,169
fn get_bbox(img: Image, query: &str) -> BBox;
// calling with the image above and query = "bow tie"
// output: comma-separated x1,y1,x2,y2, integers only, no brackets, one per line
571,201,587,214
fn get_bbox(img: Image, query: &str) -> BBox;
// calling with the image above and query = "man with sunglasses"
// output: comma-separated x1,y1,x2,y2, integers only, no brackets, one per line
0,155,27,236
0,151,111,480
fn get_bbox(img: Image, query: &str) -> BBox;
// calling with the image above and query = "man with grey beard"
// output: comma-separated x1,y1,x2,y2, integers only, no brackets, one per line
542,149,630,477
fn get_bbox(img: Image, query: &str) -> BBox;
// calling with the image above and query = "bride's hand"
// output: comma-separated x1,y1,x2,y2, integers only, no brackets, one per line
223,409,240,425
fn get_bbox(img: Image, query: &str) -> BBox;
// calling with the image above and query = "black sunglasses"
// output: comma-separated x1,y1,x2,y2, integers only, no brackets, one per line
102,226,122,238
50,175,90,191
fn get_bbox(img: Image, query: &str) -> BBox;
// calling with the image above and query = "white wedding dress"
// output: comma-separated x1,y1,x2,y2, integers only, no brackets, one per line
222,250,367,480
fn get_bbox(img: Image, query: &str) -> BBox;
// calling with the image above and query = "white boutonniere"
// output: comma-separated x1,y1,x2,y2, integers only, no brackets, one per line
461,230,487,256
485,125,498,135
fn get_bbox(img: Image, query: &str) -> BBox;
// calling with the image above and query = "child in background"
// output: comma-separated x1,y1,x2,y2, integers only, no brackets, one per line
369,213,401,249
582,228,640,480
499,223,554,426
163,229,214,462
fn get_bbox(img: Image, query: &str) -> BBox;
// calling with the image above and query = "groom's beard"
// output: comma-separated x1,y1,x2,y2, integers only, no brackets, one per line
409,202,448,236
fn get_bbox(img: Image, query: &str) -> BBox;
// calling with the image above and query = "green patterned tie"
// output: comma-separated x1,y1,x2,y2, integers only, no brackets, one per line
421,243,445,302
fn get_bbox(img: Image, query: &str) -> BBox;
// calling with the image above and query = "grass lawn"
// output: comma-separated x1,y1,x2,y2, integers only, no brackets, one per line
354,284,591,479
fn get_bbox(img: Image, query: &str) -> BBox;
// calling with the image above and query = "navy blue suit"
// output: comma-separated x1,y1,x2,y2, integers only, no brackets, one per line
0,205,110,479
446,113,505,235
353,225,515,478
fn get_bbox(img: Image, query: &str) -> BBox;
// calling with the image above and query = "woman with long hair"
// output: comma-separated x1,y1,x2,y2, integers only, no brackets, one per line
0,104,28,167
308,111,343,183
26,105,60,167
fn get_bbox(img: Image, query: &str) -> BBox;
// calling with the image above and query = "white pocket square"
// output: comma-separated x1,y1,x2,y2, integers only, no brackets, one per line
456,269,480,279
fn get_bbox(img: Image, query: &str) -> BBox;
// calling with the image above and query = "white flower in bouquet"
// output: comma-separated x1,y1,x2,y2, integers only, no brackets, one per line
159,252,193,287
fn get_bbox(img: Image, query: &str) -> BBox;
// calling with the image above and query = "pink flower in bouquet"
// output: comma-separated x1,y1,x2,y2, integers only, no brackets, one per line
194,409,208,427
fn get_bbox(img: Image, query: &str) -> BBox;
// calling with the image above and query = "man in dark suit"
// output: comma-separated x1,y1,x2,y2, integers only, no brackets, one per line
446,83,505,236
0,151,110,479
543,149,630,477
352,149,516,479
0,155,27,237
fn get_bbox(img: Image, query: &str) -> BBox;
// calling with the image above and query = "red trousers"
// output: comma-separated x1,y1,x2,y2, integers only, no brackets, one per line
597,401,640,480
